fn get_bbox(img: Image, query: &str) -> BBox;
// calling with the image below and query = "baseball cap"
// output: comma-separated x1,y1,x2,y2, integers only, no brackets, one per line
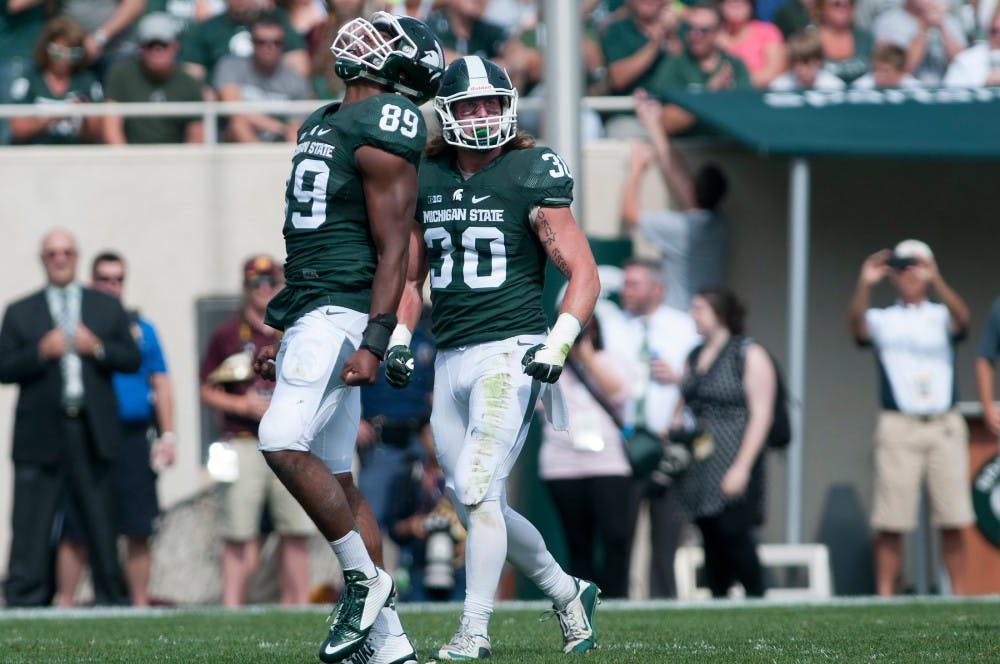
893,239,933,261
243,255,280,283
137,13,179,45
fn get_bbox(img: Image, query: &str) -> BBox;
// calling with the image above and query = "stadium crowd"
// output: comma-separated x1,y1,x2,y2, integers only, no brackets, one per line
3,0,1000,145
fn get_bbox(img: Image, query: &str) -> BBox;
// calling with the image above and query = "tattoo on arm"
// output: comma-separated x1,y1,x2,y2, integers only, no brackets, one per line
537,209,571,277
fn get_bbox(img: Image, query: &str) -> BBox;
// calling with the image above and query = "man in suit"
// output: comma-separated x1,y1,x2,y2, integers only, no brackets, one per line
0,228,140,607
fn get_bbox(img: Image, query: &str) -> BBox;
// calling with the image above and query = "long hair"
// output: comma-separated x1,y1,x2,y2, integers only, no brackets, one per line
425,129,536,158
695,286,747,336
34,16,87,72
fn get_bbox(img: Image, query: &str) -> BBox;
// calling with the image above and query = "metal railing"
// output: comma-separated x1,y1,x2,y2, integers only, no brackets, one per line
0,95,637,145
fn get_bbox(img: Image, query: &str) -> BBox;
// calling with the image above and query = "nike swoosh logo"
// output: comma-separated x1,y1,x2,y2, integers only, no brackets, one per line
471,195,491,204
324,643,339,655
516,340,538,346
316,128,331,136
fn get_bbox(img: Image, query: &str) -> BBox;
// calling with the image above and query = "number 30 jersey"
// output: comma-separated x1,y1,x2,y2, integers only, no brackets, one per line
416,146,574,349
265,93,426,331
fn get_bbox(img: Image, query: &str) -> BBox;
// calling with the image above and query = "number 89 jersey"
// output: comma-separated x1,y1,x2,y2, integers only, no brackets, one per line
416,146,574,349
265,94,426,332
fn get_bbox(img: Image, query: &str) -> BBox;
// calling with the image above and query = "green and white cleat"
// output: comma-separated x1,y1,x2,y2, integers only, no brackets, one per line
318,568,395,662
553,578,601,654
435,617,492,660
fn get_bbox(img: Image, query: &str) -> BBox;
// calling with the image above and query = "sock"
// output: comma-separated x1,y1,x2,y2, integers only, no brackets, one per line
381,605,403,635
330,529,377,579
501,498,577,609
462,499,506,635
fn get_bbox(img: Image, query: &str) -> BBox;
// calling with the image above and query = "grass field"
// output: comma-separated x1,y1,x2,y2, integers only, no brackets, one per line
2,597,999,663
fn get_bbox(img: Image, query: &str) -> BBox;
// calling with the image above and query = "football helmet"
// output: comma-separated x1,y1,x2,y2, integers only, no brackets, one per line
434,55,519,150
330,12,444,105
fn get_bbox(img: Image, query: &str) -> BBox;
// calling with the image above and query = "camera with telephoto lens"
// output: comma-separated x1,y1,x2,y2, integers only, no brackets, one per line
886,254,916,271
423,513,456,592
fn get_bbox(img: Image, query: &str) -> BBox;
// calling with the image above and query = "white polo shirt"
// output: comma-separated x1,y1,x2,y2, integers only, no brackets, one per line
864,300,958,415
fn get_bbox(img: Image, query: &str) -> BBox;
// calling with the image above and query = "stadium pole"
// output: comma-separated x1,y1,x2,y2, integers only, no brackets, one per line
542,0,582,222
786,157,810,545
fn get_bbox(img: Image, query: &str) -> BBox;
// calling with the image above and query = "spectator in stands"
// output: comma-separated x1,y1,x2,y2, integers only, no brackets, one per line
852,42,922,87
717,0,787,88
199,255,315,607
144,0,219,33
0,0,49,142
277,0,327,37
672,286,774,599
180,0,308,82
772,0,815,38
103,13,205,144
606,259,700,598
424,0,509,65
769,30,847,89
601,0,681,138
56,251,177,608
539,312,639,600
943,7,1000,87
873,0,966,85
622,93,728,311
9,16,105,145
816,0,874,85
307,0,364,99
61,0,146,77
214,12,311,142
655,1,752,136
848,239,973,596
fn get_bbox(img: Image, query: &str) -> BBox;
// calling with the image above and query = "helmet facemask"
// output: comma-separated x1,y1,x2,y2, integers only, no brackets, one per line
330,11,428,100
435,88,518,150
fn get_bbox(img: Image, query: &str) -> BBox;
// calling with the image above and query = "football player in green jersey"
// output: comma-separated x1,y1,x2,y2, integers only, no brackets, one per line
252,12,443,664
386,56,602,660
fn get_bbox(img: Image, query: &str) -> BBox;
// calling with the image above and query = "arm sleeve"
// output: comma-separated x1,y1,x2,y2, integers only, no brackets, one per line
519,147,574,208
356,97,426,165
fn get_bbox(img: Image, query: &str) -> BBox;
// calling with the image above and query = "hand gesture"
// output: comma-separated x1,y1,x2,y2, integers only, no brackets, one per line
650,358,679,385
706,61,734,91
720,462,750,498
385,345,415,388
860,249,891,286
253,344,278,381
38,327,67,360
628,140,654,174
73,324,102,357
522,343,566,383
341,348,379,386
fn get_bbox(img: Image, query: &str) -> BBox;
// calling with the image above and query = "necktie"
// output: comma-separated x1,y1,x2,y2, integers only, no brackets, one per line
58,288,84,407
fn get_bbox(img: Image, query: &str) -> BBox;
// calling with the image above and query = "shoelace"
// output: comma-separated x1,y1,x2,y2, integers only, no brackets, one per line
539,604,586,640
328,582,359,629
446,623,481,652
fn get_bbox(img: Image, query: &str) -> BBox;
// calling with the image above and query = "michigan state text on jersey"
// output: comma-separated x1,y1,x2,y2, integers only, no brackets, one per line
416,145,574,349
264,92,426,332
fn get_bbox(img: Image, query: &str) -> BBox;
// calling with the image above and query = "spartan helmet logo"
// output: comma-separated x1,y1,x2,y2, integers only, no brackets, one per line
452,189,464,201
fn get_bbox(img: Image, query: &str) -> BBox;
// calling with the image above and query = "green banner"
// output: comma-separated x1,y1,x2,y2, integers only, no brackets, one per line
661,88,1000,159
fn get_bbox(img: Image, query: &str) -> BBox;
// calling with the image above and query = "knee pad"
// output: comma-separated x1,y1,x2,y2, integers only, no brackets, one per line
258,401,310,452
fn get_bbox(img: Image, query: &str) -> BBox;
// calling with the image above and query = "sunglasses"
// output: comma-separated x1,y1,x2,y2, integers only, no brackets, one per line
44,249,77,259
141,40,172,50
247,275,278,289
687,25,719,35
47,43,84,62
95,274,125,284
253,38,285,47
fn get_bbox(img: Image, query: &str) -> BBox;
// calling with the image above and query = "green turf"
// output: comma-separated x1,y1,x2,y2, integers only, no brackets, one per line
1,599,999,662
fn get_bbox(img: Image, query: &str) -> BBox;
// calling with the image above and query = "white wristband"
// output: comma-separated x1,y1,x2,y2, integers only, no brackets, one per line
160,431,176,443
388,324,412,349
545,313,583,356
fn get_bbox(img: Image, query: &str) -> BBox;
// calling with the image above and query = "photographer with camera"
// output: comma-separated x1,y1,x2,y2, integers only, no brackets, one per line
848,239,973,596
386,428,466,603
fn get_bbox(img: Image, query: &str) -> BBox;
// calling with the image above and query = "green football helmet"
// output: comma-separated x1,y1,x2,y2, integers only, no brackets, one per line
330,12,444,105
434,55,519,150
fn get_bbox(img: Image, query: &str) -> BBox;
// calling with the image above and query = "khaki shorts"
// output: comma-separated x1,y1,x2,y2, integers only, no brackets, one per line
871,409,974,532
220,437,315,541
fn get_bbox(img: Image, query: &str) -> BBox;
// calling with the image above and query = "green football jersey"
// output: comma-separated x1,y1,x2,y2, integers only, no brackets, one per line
265,93,426,331
417,146,574,349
